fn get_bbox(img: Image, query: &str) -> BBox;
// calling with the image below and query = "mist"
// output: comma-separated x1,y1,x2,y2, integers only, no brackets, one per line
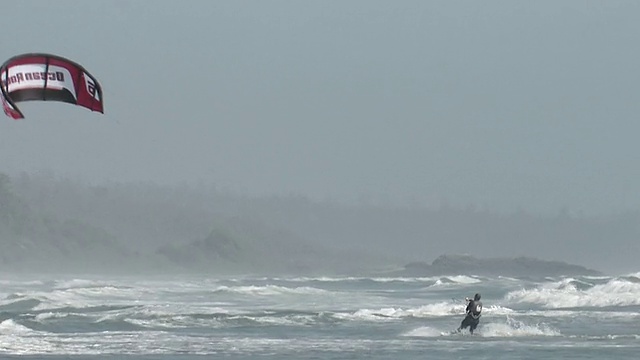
1,1,639,276
1,172,637,275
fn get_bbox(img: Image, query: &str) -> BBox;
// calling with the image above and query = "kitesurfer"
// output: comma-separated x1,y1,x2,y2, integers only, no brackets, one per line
456,293,482,334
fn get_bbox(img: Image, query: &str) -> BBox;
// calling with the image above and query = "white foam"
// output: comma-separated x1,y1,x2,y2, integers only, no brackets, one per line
0,280,45,286
54,279,114,289
63,286,133,298
409,302,466,317
213,285,327,296
31,290,113,311
505,277,640,308
401,316,557,339
583,275,613,280
368,277,438,283
525,309,640,319
431,275,482,287
480,317,561,337
333,302,515,321
273,276,355,282
445,275,482,284
483,305,516,316
332,308,401,321
402,326,443,337
626,272,640,281
0,319,34,335
35,312,69,321
276,276,439,283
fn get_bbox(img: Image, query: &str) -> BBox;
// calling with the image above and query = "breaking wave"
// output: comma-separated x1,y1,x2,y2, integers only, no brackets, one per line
505,276,640,308
212,285,328,296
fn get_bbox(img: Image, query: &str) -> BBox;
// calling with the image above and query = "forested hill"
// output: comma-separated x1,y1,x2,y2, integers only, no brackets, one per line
0,172,375,275
0,173,131,273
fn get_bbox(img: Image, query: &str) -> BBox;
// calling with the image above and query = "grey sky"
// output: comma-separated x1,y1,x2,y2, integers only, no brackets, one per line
1,0,639,215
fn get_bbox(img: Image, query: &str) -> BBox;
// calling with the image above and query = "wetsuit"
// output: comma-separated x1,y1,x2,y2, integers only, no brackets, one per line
458,298,482,334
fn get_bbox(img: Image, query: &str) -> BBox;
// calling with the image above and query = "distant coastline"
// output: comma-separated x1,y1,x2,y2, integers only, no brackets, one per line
391,254,602,278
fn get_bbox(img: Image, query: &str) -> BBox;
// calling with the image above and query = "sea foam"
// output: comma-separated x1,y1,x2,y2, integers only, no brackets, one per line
505,277,640,308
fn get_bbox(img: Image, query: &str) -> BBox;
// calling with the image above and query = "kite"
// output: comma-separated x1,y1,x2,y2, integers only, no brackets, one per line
1,53,103,119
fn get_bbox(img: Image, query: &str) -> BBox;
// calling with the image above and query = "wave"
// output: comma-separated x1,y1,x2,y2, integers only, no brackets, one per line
505,276,640,308
332,303,515,321
568,334,640,340
240,275,491,285
16,309,146,334
0,279,45,286
523,309,640,319
0,319,36,335
0,296,42,312
98,308,335,330
431,275,482,287
54,279,118,290
12,301,518,331
212,285,328,296
623,272,640,283
441,275,483,284
34,312,71,321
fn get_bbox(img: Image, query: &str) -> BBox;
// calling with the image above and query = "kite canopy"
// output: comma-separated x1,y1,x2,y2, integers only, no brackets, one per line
1,53,103,119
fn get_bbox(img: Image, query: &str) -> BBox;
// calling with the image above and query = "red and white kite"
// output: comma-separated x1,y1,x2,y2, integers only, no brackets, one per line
1,53,103,119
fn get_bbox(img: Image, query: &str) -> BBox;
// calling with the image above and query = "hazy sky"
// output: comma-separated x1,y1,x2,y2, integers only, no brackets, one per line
1,0,639,215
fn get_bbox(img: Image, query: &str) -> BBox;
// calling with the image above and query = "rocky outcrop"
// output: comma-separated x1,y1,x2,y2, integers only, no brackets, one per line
396,254,602,277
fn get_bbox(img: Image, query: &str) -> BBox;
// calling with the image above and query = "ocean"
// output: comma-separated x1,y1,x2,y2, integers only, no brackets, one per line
1,272,639,359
